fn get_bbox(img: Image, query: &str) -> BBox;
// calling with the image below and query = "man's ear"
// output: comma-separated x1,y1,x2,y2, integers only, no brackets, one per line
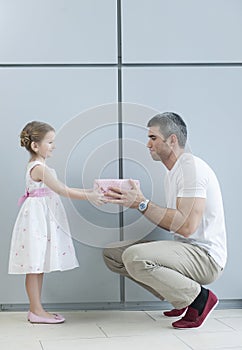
166,134,176,147
170,134,178,146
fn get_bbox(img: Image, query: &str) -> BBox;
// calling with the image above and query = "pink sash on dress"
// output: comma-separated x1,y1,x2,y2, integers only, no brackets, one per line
18,188,53,206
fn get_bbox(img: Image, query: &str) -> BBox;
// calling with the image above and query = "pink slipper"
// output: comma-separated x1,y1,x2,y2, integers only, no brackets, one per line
27,311,65,324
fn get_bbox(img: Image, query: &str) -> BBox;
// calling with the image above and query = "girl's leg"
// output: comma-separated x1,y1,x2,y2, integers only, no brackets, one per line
37,273,44,298
25,273,54,318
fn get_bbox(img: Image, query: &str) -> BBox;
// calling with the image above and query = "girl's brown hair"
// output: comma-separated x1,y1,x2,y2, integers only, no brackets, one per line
20,121,55,154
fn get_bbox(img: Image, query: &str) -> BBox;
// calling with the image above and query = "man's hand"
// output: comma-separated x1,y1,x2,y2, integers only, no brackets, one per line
105,179,145,208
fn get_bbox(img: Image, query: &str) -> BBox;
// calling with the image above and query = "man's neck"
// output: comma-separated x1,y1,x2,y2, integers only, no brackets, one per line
165,149,185,170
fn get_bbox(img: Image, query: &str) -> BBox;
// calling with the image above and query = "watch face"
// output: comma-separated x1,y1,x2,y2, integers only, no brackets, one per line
138,199,149,212
139,201,148,212
139,203,146,211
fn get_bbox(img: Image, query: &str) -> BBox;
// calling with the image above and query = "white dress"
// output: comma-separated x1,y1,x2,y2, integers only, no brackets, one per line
8,161,79,274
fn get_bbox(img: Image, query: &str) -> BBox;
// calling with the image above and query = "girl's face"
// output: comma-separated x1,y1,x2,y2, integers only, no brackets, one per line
34,131,56,160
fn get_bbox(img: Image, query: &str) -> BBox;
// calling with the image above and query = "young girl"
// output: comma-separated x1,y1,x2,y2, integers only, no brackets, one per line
8,121,105,324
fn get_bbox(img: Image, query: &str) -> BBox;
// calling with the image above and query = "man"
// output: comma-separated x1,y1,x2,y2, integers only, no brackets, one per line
103,112,227,329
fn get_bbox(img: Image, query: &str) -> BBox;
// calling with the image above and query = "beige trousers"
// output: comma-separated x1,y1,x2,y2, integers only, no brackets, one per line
103,240,222,309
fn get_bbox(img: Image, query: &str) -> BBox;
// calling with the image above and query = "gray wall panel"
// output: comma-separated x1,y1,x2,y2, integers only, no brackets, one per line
0,67,120,303
0,0,117,63
122,0,242,63
122,67,242,300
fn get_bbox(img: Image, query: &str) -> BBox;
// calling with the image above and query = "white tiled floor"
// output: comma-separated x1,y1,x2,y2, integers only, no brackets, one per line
0,309,242,349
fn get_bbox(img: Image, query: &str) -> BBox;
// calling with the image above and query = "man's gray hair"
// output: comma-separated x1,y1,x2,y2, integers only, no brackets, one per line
147,112,187,148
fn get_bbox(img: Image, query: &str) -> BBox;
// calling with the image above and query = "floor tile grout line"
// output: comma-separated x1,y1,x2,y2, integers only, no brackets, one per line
31,335,110,343
143,310,159,321
215,317,240,331
97,324,109,338
173,333,197,350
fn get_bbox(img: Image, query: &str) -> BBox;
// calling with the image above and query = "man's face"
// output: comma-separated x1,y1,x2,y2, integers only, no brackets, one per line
147,125,172,163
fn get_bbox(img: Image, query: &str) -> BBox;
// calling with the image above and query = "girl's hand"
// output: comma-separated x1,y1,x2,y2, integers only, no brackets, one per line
86,188,106,206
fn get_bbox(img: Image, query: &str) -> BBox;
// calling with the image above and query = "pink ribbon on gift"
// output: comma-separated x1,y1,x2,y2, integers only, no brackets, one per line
18,188,53,206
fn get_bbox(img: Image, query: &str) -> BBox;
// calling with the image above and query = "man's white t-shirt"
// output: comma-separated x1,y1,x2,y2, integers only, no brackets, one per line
164,152,227,268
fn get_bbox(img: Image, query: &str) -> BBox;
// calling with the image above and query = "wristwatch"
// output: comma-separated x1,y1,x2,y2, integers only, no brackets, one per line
138,199,150,213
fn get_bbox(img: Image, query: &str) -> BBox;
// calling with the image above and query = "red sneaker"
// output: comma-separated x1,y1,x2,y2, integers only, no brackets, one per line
172,290,218,329
163,307,187,317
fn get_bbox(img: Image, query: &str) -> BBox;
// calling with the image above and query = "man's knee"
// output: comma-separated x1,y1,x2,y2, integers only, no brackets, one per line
103,247,117,272
103,240,150,277
103,246,111,262
122,244,160,279
103,244,129,275
122,245,141,276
